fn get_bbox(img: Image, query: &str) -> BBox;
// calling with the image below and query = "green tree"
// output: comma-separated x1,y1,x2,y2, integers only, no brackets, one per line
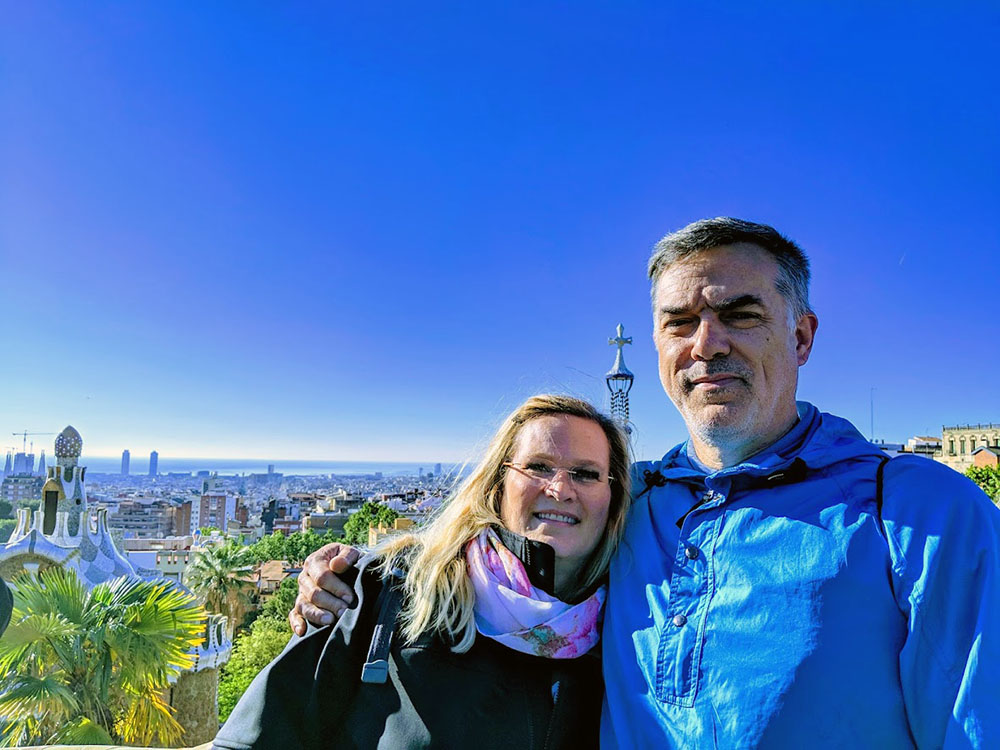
284,530,342,566
0,519,16,543
343,501,401,546
185,541,255,638
0,499,12,519
217,617,292,722
259,576,299,624
965,465,1000,504
0,567,205,746
247,531,289,565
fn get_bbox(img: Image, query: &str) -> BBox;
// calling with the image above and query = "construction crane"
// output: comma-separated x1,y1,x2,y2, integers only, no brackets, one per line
12,431,56,453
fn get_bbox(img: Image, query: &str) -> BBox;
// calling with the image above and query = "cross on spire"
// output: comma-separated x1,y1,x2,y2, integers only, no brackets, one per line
609,323,632,354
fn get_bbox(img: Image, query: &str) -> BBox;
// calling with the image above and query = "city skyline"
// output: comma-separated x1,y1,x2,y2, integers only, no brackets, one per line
2,4,998,463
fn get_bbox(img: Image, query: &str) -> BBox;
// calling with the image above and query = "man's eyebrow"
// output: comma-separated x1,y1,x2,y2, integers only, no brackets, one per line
658,294,765,316
712,294,765,312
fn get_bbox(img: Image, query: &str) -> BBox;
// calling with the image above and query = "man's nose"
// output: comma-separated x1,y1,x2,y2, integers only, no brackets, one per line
690,317,731,360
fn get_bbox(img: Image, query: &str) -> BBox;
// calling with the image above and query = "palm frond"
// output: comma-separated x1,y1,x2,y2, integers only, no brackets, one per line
47,716,114,744
11,567,87,622
115,687,184,746
0,673,80,718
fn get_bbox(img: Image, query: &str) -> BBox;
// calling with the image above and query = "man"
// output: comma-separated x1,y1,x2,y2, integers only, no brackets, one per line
292,218,999,747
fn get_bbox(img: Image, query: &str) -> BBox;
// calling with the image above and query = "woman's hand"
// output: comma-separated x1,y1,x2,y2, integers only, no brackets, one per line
288,542,361,636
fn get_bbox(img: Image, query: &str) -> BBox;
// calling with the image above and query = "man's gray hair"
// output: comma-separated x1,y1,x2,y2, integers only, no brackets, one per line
648,217,813,319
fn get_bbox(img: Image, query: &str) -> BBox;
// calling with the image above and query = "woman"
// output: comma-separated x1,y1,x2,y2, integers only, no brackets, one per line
214,395,631,749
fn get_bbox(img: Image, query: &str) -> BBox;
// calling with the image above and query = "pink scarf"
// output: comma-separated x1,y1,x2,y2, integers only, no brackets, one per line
465,528,604,659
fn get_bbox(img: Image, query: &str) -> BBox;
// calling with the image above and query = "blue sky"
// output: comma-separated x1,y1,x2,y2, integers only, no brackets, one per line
1,2,997,464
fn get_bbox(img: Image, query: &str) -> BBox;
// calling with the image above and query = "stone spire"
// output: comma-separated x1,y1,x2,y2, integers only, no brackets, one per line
606,323,635,432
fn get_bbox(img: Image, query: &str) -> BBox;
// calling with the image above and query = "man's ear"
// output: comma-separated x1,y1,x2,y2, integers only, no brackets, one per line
795,313,819,366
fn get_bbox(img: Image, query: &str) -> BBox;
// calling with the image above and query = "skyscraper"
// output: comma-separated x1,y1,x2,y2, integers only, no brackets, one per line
121,449,130,475
36,450,46,477
149,450,159,477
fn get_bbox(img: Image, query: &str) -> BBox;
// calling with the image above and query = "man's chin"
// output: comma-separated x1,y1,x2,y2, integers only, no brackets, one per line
684,403,752,435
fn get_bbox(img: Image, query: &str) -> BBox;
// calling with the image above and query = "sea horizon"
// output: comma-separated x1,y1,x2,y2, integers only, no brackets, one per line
77,456,457,477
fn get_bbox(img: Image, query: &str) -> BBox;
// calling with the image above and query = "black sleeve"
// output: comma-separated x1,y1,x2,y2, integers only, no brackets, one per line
213,558,381,750
213,627,333,750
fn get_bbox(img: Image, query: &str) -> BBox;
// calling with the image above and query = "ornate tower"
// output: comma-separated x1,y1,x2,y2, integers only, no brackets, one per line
41,425,87,535
606,323,634,433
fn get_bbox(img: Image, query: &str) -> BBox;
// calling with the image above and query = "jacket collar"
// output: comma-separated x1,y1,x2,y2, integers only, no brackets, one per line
492,525,556,595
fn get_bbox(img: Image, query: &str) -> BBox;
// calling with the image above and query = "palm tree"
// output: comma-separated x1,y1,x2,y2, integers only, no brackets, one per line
185,541,255,637
0,566,205,747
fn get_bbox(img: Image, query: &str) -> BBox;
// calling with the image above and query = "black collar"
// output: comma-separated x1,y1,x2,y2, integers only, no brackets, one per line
492,525,556,596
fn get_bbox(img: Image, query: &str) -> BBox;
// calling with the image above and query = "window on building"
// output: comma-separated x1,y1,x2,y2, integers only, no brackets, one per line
960,439,966,454
972,439,977,451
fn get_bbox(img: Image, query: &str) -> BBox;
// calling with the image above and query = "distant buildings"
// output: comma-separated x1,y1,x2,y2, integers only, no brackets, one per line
906,436,942,458
936,423,1000,472
368,517,417,547
180,491,239,535
107,497,175,538
1,447,48,507
121,449,130,475
149,450,159,477
11,451,35,475
0,474,43,506
0,426,231,745
972,446,1000,469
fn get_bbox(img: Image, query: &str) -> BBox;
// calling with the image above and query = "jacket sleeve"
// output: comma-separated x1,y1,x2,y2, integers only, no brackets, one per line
213,557,379,750
883,457,1000,749
212,627,333,750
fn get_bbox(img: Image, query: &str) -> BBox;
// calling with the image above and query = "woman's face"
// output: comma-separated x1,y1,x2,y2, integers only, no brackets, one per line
500,415,612,586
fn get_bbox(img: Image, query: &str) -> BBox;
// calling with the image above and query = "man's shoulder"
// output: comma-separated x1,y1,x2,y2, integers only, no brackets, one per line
631,443,687,476
881,455,999,540
883,455,989,502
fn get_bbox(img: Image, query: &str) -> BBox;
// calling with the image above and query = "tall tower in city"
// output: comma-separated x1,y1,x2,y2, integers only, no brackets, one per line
149,450,159,477
36,450,46,477
121,449,130,475
3,451,11,476
606,323,635,433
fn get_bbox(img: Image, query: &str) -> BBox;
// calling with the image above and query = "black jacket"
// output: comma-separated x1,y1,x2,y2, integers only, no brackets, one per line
214,551,602,750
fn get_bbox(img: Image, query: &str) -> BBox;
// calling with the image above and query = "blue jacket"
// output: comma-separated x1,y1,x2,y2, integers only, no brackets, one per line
601,403,1000,748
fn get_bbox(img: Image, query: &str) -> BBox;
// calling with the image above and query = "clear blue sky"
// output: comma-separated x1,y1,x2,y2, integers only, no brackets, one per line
1,2,997,464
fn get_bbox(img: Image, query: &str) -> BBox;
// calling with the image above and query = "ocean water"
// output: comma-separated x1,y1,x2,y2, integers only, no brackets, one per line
80,456,454,477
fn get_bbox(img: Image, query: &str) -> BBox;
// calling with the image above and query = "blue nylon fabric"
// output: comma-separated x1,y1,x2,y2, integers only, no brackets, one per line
601,402,1000,749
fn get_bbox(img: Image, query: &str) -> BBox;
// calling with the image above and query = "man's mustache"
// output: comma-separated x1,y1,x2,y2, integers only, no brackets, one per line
681,359,754,394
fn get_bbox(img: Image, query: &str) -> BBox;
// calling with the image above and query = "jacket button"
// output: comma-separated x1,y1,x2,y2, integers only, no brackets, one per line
672,614,688,627
684,546,699,560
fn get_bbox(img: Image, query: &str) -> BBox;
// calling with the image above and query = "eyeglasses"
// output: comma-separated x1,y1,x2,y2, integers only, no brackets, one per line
504,461,614,490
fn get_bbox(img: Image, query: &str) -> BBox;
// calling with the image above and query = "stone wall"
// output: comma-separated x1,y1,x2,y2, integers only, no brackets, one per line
171,666,220,746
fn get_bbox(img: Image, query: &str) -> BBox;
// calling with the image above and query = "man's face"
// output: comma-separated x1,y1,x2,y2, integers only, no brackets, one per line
652,243,818,456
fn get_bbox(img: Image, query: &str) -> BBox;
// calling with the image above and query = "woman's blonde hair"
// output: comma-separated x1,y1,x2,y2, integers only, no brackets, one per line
378,394,631,653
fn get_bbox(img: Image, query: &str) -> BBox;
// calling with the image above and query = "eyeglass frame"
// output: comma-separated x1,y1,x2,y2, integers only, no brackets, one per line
502,460,615,490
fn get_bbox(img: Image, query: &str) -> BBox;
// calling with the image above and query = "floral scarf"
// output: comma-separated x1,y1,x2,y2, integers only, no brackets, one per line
465,528,604,659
